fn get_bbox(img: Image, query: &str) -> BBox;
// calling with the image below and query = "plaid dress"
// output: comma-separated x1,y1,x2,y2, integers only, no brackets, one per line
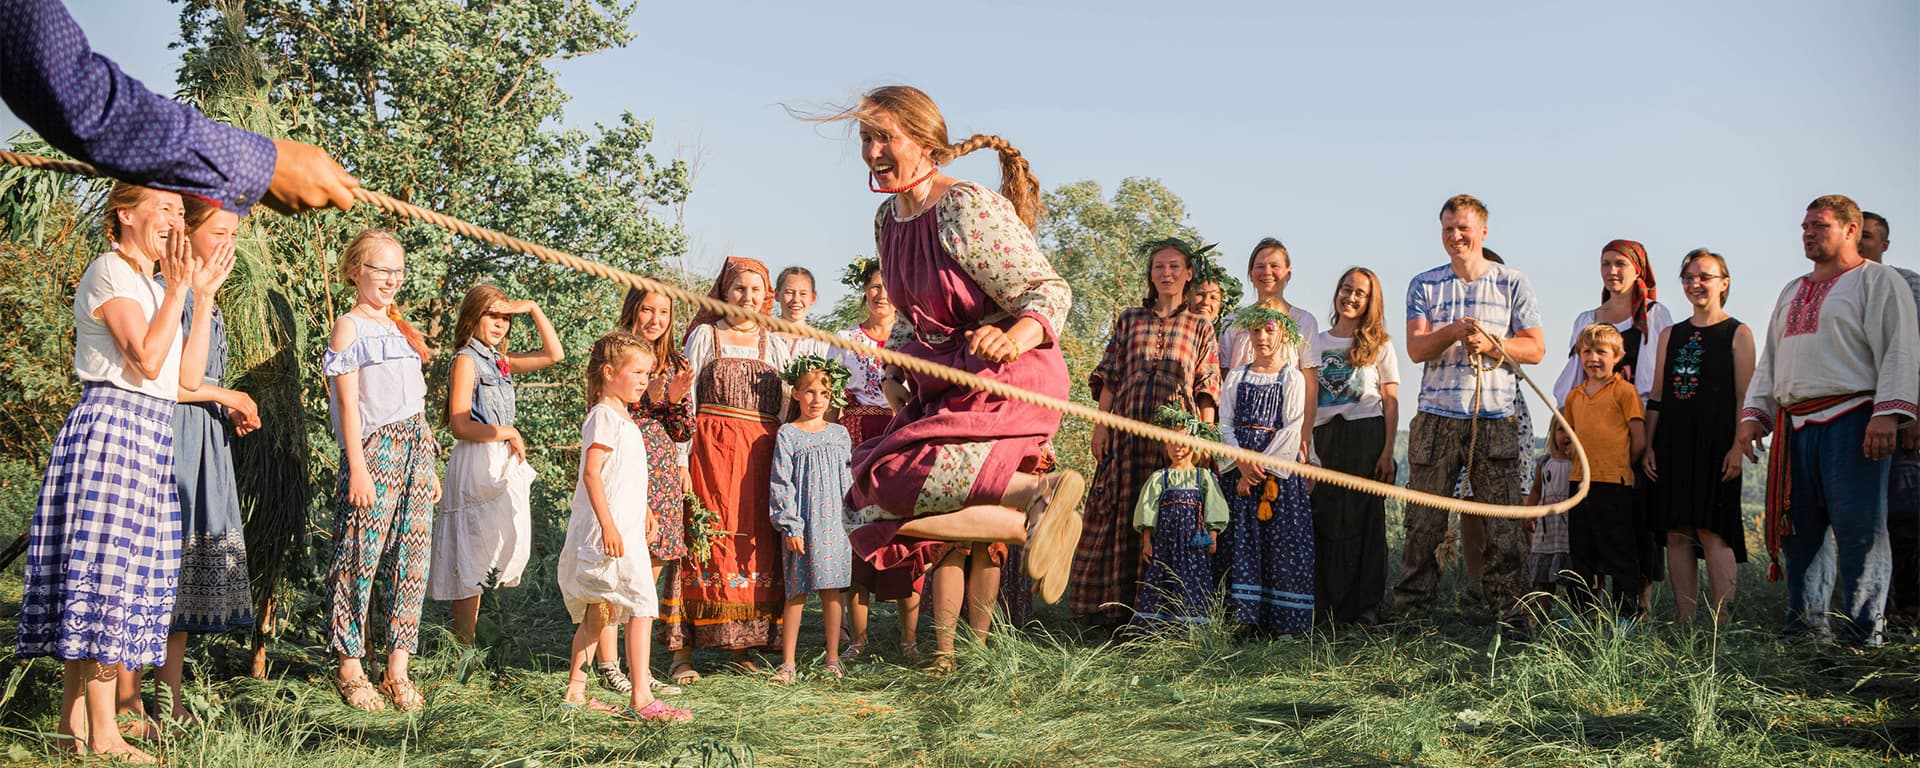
17,384,181,668
1070,307,1220,622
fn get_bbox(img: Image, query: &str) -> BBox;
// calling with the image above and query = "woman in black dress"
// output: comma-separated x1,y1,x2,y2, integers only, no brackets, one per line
1643,249,1755,626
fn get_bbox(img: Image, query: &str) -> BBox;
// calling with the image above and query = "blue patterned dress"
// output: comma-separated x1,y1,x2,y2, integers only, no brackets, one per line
769,423,854,598
170,288,252,633
1130,468,1230,628
1220,370,1316,633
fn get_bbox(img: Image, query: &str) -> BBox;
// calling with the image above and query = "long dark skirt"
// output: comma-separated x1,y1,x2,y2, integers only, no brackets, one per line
1130,488,1216,629
1310,415,1388,624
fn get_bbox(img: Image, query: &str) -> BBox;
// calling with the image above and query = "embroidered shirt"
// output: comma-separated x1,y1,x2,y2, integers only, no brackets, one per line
1741,261,1920,430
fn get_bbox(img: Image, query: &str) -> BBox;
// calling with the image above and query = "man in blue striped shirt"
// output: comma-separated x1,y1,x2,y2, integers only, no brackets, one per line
1390,194,1546,638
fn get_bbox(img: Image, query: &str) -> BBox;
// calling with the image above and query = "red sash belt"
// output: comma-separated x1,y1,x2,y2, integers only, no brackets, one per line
1764,392,1871,581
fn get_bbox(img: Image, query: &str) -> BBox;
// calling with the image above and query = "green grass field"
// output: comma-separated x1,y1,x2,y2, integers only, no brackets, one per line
1,515,1915,767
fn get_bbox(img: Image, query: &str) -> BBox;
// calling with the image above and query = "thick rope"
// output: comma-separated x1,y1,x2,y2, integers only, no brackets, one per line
0,149,1590,518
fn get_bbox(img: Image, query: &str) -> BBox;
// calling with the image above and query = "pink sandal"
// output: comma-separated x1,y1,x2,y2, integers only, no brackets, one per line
623,699,692,723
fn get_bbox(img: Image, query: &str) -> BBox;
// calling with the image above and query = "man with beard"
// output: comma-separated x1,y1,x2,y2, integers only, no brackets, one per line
1737,196,1918,647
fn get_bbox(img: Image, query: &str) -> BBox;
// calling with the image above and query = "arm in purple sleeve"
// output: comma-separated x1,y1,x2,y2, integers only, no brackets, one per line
0,0,276,213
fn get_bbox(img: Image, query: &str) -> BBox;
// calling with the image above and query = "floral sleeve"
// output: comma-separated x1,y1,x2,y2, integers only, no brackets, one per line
935,181,1070,342
1192,316,1221,410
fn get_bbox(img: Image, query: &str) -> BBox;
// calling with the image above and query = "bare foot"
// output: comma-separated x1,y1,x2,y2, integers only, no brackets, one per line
91,742,158,764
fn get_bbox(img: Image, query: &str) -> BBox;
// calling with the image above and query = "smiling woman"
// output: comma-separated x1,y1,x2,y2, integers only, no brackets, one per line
796,86,1085,624
1071,237,1220,626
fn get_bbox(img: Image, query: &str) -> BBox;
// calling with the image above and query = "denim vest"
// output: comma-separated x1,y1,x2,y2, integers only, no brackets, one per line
460,340,516,427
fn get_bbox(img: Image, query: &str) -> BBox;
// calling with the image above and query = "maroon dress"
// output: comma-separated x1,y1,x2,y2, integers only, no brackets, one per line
845,181,1072,576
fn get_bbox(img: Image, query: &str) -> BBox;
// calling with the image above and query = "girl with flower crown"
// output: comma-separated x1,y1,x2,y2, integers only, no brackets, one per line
1217,307,1314,635
1127,403,1230,631
768,356,857,683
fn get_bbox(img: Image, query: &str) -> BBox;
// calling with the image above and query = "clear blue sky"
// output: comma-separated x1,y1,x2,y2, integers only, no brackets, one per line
8,1,1918,434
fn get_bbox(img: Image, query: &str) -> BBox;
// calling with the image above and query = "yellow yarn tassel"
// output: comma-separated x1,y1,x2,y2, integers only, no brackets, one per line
1257,478,1278,521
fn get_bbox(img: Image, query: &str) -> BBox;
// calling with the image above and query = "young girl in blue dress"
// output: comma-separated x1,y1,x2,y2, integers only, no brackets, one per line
769,356,856,683
1217,307,1315,635
1130,403,1229,630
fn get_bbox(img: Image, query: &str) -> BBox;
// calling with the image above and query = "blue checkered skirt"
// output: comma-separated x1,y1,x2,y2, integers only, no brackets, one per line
16,384,181,668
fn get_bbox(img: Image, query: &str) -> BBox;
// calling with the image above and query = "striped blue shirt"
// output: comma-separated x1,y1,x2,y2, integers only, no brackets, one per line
1405,261,1541,419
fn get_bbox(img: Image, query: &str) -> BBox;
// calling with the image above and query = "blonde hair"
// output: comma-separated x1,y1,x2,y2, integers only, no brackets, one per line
102,182,158,242
1440,194,1488,222
801,85,1043,231
1574,322,1625,357
338,229,432,360
585,331,654,406
1546,420,1573,461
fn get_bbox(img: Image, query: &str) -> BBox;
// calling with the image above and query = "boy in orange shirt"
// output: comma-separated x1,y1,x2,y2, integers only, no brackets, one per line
1560,323,1647,619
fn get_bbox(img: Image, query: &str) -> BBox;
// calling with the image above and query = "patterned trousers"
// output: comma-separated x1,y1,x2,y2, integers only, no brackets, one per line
1391,412,1530,625
328,416,438,657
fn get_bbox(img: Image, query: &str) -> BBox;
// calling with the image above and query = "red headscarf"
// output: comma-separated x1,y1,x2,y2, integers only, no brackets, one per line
684,256,775,344
1600,239,1656,333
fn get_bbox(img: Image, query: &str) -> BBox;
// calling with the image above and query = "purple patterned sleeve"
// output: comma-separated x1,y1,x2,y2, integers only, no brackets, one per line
1,0,276,213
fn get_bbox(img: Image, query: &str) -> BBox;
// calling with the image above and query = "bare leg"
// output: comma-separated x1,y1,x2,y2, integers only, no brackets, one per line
1666,531,1700,625
1698,530,1738,626
596,622,620,666
820,589,845,667
897,593,922,647
849,588,871,650
387,648,411,686
895,506,1026,544
155,631,191,722
58,661,88,755
86,662,153,763
114,665,152,739
450,596,480,645
625,615,656,710
564,607,607,706
779,594,806,671
964,548,1000,642
928,548,966,658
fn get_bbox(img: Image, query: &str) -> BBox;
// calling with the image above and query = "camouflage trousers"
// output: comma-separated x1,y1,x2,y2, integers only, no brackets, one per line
1390,411,1531,626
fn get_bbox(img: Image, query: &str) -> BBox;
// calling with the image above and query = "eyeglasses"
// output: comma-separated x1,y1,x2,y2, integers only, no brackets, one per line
1679,273,1726,283
364,265,406,281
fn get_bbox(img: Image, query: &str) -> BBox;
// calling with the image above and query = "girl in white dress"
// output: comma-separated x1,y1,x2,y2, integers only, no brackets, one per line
558,332,690,722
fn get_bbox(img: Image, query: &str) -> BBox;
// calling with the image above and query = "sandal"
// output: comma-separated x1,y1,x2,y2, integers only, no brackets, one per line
1022,470,1087,604
822,661,845,679
595,661,633,695
768,663,797,685
379,677,425,713
622,699,693,723
337,675,387,712
668,661,701,686
921,653,956,676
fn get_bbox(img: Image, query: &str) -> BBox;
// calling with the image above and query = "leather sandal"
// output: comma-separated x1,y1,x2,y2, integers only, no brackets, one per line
379,677,425,713
1022,470,1086,604
337,675,386,712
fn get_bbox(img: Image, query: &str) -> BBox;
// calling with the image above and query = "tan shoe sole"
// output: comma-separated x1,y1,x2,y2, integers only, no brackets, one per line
1024,470,1086,604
